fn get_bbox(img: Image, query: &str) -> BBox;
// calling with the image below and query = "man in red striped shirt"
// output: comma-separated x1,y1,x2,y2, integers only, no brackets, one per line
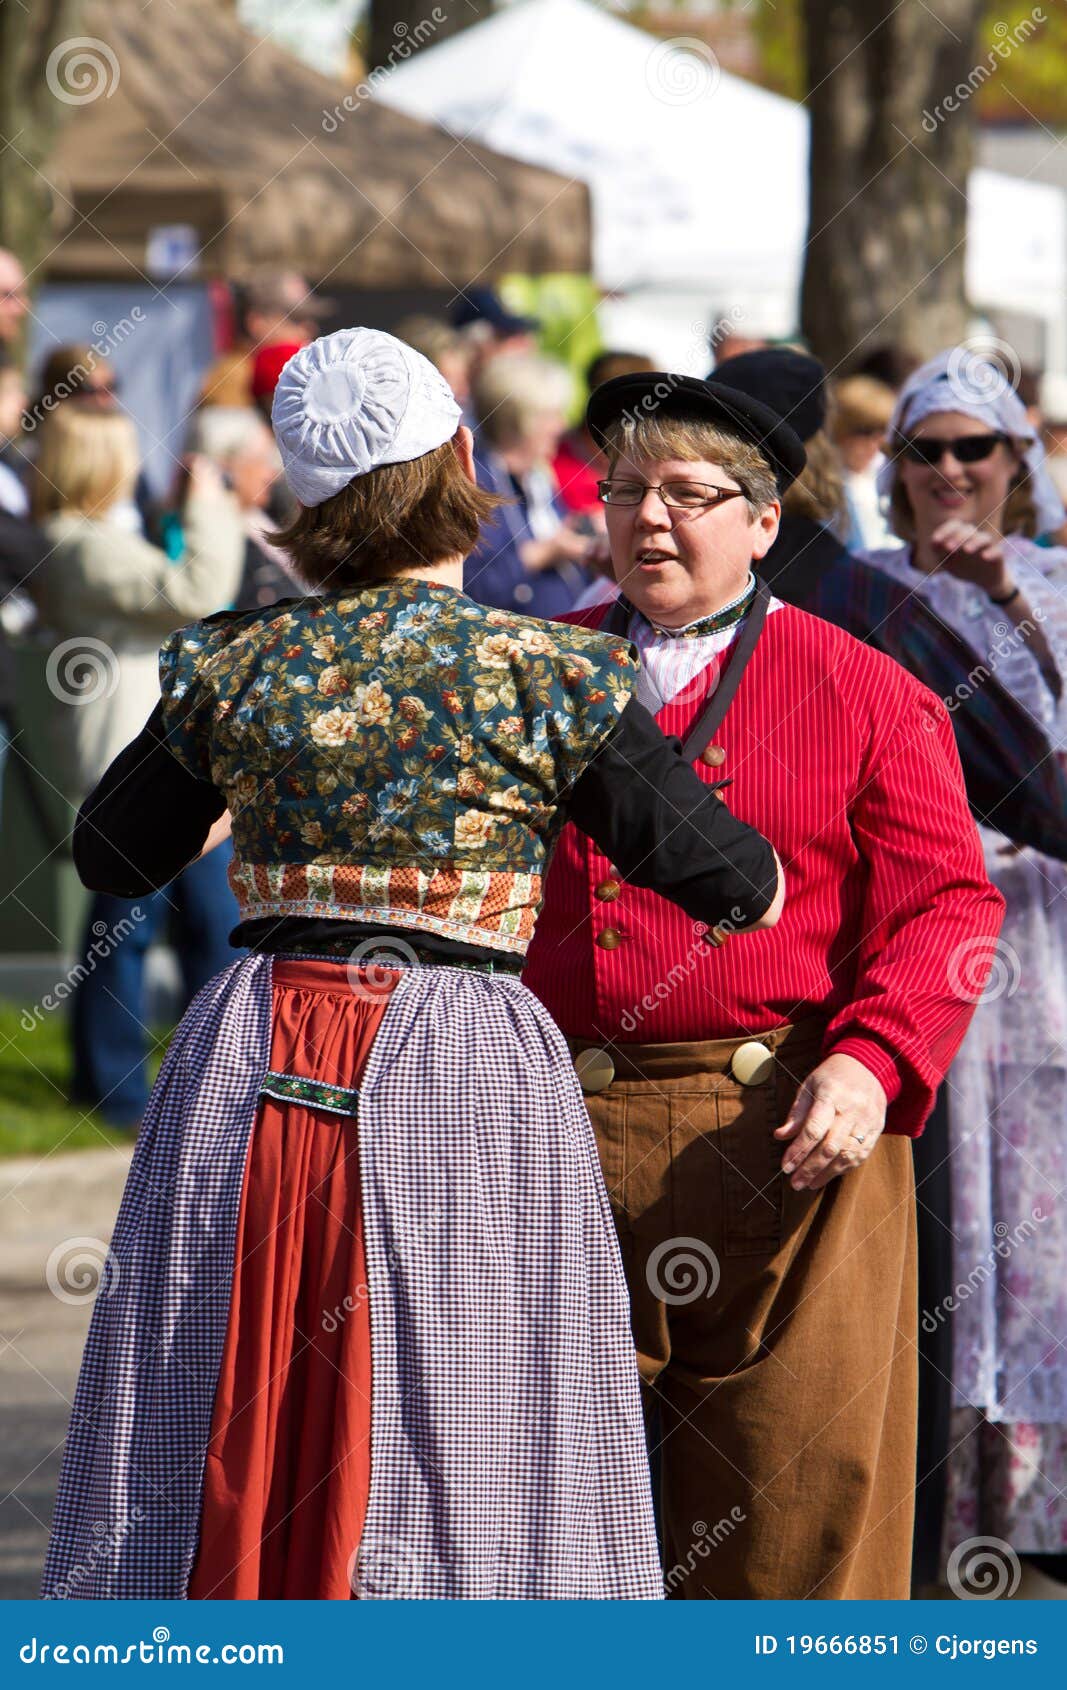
523,373,1004,1600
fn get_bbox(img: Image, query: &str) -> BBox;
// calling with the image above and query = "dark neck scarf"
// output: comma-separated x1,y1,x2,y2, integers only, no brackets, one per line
638,572,758,640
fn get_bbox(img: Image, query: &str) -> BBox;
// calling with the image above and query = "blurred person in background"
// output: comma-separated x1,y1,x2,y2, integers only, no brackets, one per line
848,341,923,394
165,407,305,613
28,344,150,532
1039,372,1067,505
0,248,28,347
831,373,898,551
200,270,332,409
0,348,29,515
553,349,656,517
450,284,539,423
395,314,471,409
466,351,593,616
862,351,1067,1598
27,405,245,1129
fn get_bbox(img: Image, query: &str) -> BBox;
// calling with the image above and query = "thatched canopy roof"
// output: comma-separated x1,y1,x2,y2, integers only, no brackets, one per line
43,0,591,286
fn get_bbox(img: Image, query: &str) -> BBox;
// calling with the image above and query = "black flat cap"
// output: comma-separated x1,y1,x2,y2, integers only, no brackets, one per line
587,371,806,492
712,348,827,445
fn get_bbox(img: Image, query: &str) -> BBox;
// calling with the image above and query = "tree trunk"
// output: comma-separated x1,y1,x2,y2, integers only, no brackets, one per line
366,0,492,78
800,0,985,369
0,0,86,279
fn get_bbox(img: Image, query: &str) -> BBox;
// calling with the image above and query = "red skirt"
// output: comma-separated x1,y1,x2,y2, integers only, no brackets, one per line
187,958,397,1600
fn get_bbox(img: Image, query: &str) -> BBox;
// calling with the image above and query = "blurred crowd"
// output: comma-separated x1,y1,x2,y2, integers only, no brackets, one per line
2,248,1067,1593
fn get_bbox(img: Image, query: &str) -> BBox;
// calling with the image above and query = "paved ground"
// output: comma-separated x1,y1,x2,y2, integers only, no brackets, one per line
0,1146,131,1597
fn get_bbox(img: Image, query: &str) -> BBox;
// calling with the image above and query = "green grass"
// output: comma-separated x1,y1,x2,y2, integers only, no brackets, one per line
0,1001,171,1158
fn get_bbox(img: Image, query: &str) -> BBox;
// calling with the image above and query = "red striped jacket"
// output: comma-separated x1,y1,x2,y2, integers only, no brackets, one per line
522,601,1005,1136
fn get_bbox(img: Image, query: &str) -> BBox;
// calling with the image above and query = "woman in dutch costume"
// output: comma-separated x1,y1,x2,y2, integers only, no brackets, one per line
42,330,782,1601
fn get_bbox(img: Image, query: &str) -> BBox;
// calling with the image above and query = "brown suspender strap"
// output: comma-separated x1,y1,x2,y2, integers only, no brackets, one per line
598,582,771,760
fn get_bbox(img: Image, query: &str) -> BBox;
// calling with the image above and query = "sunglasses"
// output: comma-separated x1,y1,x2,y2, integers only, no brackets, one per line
898,432,1011,467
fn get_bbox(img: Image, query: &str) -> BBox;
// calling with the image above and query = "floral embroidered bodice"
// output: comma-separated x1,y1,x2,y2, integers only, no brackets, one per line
159,579,638,954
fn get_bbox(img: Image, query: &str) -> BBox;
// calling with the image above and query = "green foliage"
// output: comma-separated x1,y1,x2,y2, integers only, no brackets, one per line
0,1002,169,1157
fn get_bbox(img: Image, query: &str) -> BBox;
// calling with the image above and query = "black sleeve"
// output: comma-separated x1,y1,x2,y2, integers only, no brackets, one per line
73,702,225,896
565,698,779,929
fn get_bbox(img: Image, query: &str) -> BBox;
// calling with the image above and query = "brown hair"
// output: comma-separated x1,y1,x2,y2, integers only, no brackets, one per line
602,410,778,518
782,428,845,527
274,432,501,589
887,446,1038,543
830,375,895,440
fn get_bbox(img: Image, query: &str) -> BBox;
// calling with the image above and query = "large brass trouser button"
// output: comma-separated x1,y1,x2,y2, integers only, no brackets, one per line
574,1047,615,1094
730,1040,775,1087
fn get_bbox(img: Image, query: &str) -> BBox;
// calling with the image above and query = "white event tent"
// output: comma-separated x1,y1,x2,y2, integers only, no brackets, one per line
378,0,1067,374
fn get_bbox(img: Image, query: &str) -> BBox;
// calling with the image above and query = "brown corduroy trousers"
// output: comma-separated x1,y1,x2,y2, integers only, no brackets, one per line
575,1023,918,1600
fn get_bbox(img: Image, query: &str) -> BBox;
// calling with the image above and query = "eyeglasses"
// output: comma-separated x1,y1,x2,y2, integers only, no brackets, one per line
899,433,1011,467
597,479,747,509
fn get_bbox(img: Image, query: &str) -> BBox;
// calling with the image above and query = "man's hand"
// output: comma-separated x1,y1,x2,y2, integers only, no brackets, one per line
773,1052,887,1191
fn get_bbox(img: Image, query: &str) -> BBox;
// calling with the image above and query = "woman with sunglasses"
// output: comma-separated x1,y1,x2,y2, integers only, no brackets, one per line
860,348,1067,1597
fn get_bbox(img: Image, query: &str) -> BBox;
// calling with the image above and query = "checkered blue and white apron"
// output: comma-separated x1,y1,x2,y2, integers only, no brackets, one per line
41,954,662,1600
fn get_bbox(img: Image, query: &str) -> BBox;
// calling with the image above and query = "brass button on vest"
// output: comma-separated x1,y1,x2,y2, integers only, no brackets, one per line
595,877,622,901
574,1046,615,1094
596,926,623,951
701,744,726,767
730,1040,775,1087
